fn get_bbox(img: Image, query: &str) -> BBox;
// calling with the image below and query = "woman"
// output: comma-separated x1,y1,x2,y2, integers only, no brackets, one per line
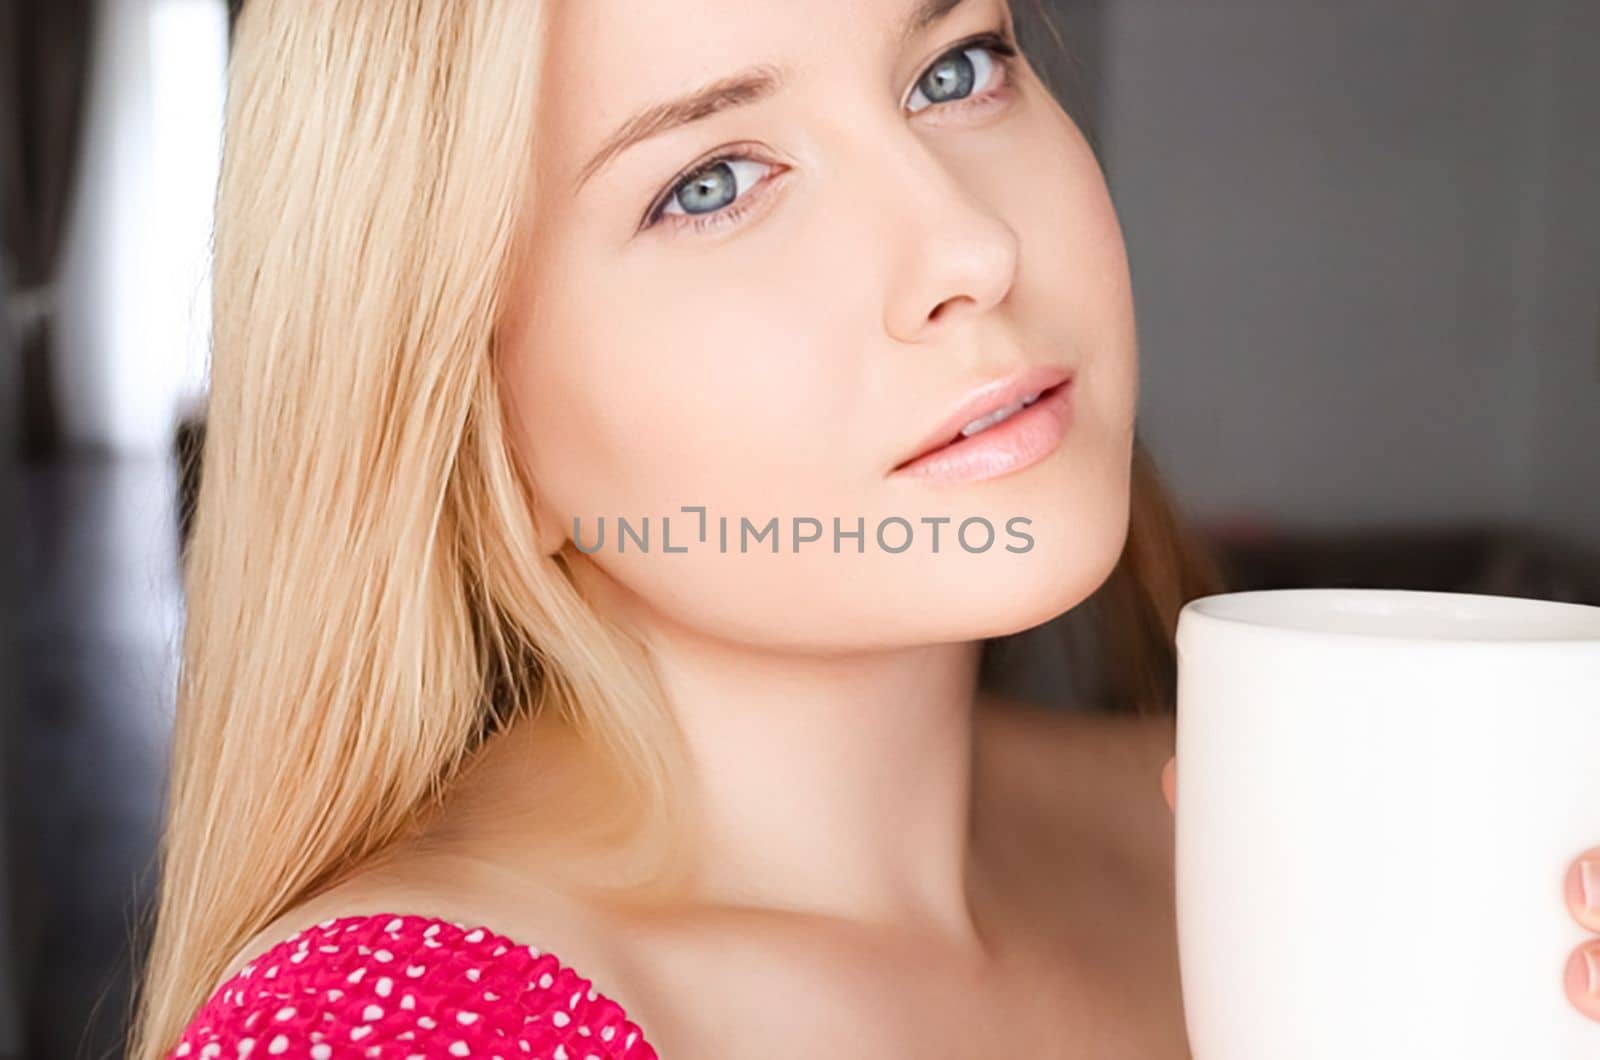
132,1,1600,1057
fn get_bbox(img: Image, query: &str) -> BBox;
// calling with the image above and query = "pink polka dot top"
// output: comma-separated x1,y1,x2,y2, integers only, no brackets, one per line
165,912,658,1059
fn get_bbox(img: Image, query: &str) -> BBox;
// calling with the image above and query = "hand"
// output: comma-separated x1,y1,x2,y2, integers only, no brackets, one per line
1159,754,1600,1022
1565,848,1600,1020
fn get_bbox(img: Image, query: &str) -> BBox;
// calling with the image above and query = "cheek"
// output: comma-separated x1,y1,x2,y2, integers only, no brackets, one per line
1008,119,1141,436
501,102,1141,652
504,270,870,548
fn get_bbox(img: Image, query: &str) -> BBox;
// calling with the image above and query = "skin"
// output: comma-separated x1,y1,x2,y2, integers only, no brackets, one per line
218,0,1598,1052
236,703,1189,1058
494,0,1138,940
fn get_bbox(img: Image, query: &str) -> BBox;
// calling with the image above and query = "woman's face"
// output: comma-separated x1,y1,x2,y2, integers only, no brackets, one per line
501,0,1139,652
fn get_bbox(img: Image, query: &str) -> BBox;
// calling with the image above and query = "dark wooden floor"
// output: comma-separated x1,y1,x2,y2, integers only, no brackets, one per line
10,454,182,1060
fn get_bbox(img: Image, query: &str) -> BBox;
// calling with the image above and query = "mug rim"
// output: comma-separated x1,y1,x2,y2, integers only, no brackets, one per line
1178,587,1600,645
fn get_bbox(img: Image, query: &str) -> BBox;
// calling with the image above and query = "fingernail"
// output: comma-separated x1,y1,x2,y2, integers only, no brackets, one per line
1586,950,1600,998
1582,859,1600,914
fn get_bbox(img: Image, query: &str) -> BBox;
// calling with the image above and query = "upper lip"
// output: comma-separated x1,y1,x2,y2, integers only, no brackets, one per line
891,363,1075,471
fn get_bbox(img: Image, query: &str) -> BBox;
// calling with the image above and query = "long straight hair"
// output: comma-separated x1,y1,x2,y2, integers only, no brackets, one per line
128,4,1225,1058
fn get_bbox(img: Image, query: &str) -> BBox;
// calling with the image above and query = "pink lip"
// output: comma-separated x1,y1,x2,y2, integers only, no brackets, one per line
889,364,1076,482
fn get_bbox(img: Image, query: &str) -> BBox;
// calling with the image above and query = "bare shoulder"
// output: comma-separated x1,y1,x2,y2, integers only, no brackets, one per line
211,868,431,985
975,696,1175,878
976,696,1174,807
208,847,626,1001
209,723,643,1002
974,698,1190,1057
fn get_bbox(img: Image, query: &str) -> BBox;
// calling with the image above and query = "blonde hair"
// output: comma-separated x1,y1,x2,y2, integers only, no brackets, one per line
129,4,1226,1058
129,4,690,1057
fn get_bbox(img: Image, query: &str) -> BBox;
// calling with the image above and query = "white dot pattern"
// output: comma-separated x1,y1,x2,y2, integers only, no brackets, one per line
162,914,656,1059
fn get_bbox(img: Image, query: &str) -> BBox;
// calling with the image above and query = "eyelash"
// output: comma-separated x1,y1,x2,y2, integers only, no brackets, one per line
640,27,1023,236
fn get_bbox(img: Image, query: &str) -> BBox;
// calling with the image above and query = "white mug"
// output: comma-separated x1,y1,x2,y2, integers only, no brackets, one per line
1173,587,1600,1058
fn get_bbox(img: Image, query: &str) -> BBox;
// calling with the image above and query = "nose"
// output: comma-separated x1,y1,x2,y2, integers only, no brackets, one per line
877,136,1022,343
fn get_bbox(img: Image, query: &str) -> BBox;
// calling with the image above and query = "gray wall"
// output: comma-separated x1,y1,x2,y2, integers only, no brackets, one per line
1095,0,1599,548
1515,0,1600,548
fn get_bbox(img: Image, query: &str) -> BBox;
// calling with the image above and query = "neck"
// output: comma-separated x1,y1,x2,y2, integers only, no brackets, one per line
576,554,991,945
645,617,987,941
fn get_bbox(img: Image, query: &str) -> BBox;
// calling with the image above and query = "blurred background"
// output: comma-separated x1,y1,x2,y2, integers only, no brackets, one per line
1,0,1596,1056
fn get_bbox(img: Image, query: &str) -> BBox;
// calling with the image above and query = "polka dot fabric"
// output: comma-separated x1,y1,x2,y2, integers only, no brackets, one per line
165,913,658,1060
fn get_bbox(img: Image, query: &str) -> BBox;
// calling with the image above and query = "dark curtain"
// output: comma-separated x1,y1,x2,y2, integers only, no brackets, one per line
0,0,96,461
0,203,22,1060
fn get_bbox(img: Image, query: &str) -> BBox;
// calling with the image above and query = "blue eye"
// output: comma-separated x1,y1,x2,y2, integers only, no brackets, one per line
654,156,775,225
641,30,1021,234
906,41,1007,114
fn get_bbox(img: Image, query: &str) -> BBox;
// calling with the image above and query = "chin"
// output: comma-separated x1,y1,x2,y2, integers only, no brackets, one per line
973,545,1121,641
890,508,1127,645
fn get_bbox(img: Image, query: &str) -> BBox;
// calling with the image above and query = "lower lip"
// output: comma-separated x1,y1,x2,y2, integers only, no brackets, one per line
890,379,1075,483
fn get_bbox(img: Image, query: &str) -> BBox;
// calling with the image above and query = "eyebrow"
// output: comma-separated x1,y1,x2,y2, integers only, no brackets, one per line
572,0,972,193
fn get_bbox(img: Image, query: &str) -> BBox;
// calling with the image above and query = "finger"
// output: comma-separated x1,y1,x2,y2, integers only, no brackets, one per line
1161,755,1176,813
1566,848,1600,933
1565,940,1600,1021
